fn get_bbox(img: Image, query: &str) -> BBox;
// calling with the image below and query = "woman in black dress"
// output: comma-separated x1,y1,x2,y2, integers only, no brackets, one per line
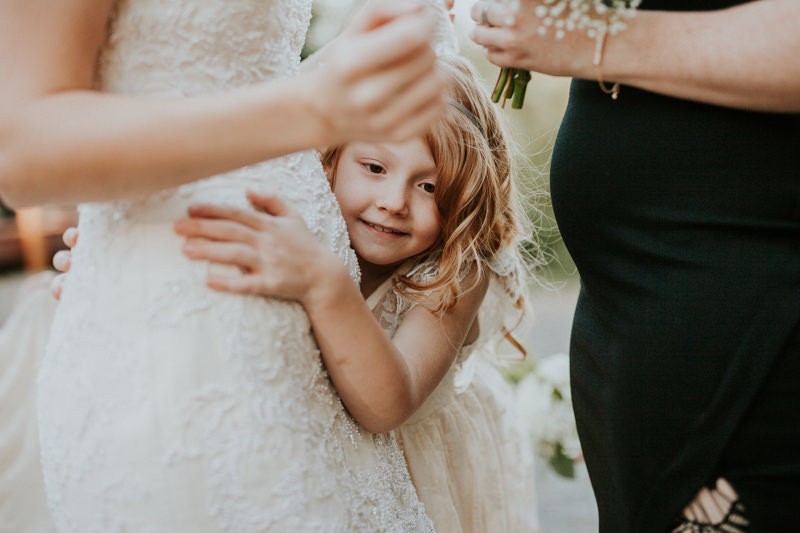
470,1,800,531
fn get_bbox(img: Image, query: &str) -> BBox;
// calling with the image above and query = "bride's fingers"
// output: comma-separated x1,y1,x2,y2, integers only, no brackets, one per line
346,44,440,121
52,250,71,273
174,218,258,244
378,80,448,141
182,240,259,271
351,8,436,75
348,0,426,33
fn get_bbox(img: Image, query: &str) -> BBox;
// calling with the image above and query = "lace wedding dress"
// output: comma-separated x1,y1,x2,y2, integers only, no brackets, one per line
37,1,440,531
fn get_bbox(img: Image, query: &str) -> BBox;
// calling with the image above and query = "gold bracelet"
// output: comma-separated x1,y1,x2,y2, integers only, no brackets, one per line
593,24,620,100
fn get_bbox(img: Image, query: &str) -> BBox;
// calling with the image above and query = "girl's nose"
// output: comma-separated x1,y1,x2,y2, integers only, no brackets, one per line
375,184,409,216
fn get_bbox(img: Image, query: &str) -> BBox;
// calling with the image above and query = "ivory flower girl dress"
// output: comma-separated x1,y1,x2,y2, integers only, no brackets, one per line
367,257,540,532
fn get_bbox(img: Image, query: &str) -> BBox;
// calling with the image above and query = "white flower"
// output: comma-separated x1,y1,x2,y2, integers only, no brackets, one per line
515,353,581,469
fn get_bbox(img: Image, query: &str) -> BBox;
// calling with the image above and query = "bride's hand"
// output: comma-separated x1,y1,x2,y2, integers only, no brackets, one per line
50,227,78,300
305,0,448,145
175,191,345,306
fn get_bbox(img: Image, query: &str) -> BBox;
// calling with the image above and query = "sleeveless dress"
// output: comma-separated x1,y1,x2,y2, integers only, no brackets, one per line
550,1,800,531
36,1,433,531
368,260,540,532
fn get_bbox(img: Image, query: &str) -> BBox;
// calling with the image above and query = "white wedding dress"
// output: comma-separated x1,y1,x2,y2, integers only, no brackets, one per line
36,1,436,531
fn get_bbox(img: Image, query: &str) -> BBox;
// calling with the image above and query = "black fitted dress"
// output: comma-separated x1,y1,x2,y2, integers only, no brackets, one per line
550,1,800,531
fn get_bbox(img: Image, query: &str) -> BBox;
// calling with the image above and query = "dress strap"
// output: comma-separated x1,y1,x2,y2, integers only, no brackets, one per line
365,276,396,311
365,261,416,311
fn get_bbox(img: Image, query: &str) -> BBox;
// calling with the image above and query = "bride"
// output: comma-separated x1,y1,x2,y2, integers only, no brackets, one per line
0,1,455,530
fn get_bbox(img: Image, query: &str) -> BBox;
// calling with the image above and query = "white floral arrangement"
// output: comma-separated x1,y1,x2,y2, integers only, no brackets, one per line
533,0,641,40
506,353,582,478
490,0,641,108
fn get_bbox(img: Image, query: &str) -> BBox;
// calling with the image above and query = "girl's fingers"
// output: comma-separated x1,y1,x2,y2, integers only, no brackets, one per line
175,217,257,244
62,226,78,248
182,240,259,271
52,250,71,273
206,274,263,296
185,203,267,230
50,273,66,301
246,191,291,217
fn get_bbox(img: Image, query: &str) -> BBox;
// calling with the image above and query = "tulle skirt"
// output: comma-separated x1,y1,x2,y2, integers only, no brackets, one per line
397,357,540,532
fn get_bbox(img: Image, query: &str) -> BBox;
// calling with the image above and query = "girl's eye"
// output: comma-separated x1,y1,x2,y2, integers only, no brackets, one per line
364,163,385,174
420,182,436,194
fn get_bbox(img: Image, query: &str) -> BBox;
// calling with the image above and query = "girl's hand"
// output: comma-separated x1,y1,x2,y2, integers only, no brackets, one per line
175,191,344,306
50,227,78,300
468,0,593,77
304,0,448,145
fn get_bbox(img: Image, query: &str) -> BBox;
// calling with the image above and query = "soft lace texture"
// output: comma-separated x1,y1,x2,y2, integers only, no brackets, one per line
37,1,435,531
368,259,540,532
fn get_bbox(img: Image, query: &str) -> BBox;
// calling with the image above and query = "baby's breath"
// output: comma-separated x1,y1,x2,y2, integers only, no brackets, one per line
491,0,641,109
534,0,641,40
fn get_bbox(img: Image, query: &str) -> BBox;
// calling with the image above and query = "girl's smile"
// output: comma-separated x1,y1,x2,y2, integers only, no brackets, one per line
332,138,442,284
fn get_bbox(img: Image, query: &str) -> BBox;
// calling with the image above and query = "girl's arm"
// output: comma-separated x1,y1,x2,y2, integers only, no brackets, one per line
471,0,800,112
0,0,446,208
175,192,488,434
307,264,487,434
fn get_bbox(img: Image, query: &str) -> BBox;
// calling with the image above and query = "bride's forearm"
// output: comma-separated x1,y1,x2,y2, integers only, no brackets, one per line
0,77,325,208
603,0,800,111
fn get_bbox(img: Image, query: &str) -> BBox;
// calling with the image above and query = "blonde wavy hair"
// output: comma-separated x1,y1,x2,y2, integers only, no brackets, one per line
322,55,529,314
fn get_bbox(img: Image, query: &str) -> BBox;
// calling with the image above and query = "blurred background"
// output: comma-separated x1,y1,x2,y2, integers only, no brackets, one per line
0,2,595,530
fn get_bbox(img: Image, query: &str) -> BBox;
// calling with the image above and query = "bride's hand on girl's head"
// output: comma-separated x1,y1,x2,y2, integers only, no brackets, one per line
175,191,345,306
50,227,78,300
304,0,448,146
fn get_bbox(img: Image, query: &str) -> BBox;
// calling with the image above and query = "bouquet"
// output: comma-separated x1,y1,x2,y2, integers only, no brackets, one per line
491,0,642,109
508,353,582,478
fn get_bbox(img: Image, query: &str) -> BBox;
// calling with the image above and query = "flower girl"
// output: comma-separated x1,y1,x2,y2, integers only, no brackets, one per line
176,55,540,532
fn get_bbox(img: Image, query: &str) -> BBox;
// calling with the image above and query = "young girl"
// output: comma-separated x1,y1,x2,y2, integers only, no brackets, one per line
176,55,540,532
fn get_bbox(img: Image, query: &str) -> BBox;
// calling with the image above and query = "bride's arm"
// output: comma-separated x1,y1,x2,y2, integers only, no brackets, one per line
0,0,446,208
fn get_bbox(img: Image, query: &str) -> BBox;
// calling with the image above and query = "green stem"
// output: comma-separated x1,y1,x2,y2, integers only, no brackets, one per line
491,67,510,103
511,69,532,109
502,69,516,108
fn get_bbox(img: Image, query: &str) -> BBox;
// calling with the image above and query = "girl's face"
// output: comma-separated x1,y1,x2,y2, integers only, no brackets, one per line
332,138,442,281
